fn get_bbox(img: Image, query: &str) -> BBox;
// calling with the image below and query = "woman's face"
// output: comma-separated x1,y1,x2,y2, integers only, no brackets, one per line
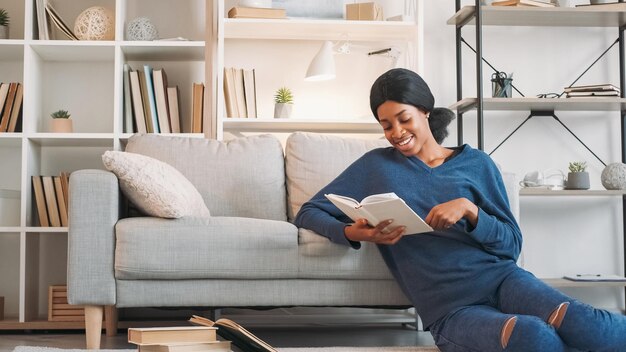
377,101,430,157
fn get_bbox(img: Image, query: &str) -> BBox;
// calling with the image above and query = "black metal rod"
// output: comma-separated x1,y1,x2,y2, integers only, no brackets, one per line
551,114,606,166
461,38,525,97
475,0,484,150
559,39,619,98
456,0,464,146
618,5,626,311
488,114,534,156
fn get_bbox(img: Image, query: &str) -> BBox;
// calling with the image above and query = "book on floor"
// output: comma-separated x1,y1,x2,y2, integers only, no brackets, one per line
189,315,278,352
128,326,218,346
325,192,433,235
137,341,231,352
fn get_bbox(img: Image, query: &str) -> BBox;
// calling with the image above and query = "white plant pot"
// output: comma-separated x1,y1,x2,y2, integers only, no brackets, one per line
238,0,272,8
50,119,73,133
274,103,292,119
0,26,8,39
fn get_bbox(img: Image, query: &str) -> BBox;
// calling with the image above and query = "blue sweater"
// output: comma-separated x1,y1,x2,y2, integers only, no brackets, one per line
294,144,522,329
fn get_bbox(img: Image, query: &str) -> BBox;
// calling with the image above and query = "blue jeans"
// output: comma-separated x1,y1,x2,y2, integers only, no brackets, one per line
429,268,626,351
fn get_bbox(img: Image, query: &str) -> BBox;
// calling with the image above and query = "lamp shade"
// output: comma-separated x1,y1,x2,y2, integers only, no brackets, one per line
305,41,336,81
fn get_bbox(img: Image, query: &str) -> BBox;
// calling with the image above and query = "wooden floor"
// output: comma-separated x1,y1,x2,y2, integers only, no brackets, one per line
0,325,436,351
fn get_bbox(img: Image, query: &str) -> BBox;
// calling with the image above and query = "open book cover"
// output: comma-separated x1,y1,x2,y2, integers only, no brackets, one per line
325,192,433,235
189,315,277,352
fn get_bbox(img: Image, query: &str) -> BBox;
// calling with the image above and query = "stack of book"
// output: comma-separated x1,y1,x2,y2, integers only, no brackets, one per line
223,67,257,118
564,84,621,98
125,64,187,134
127,326,231,352
0,82,23,133
491,0,555,7
32,173,70,227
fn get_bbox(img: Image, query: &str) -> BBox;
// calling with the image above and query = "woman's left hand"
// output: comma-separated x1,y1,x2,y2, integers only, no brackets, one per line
425,198,478,230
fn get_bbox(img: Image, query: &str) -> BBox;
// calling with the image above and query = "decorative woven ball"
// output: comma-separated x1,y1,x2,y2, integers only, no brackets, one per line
74,6,114,41
126,17,159,41
601,162,626,190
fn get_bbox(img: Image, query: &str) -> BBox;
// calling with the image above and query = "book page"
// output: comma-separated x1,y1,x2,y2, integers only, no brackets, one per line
362,198,433,235
361,192,399,204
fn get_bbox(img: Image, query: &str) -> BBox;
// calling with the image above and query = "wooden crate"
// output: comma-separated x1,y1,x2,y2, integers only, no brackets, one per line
48,285,85,322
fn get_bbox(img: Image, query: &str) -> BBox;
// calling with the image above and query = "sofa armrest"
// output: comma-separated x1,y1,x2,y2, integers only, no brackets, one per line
67,169,120,306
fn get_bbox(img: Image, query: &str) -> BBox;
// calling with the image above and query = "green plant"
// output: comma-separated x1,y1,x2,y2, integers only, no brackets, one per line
51,110,71,119
568,161,587,173
274,87,294,104
0,9,9,27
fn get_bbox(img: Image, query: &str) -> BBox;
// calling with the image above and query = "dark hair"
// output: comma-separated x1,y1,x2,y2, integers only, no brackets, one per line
370,68,455,144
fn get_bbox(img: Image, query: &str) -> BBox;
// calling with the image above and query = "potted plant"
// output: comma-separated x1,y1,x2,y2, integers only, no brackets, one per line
0,9,9,39
274,87,293,118
566,161,590,190
50,110,73,133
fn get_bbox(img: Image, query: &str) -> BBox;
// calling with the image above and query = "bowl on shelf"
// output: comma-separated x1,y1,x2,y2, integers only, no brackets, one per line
238,0,272,8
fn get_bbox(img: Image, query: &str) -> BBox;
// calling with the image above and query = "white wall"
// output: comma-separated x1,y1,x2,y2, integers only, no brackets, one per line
422,1,624,311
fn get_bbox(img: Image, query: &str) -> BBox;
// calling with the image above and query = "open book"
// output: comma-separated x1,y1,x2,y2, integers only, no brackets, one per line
325,192,433,235
189,315,277,352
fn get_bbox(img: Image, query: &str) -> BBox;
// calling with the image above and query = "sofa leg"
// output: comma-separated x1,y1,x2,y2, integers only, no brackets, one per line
85,305,103,349
105,305,118,337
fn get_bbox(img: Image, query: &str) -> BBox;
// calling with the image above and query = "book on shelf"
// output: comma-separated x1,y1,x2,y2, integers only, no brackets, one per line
0,83,9,120
42,176,61,227
129,69,148,134
227,7,287,19
167,86,181,133
123,64,134,133
234,68,247,118
60,172,70,210
192,82,204,133
35,0,51,40
53,176,68,227
7,82,23,133
243,69,257,118
138,72,155,133
143,65,161,133
153,68,172,133
564,84,620,93
566,91,620,98
127,326,217,346
325,192,434,235
492,0,555,7
137,341,231,352
32,176,49,227
223,67,238,118
45,0,78,40
0,82,18,132
189,315,278,352
563,274,626,282
575,2,626,9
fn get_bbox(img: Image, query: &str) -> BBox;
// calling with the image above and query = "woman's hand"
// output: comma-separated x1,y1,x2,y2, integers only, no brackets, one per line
425,198,478,230
344,219,406,245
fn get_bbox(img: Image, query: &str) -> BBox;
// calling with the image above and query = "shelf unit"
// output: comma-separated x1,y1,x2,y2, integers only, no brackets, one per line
448,2,626,306
211,0,421,139
0,0,207,329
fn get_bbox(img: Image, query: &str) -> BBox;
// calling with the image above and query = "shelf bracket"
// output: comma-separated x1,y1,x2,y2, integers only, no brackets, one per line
489,110,607,167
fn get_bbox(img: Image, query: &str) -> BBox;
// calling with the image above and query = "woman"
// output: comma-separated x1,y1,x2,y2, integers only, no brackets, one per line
294,68,626,351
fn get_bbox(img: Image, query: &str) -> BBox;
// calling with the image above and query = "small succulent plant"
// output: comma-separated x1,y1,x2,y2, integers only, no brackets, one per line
568,161,587,173
51,110,71,119
274,87,294,104
0,9,9,27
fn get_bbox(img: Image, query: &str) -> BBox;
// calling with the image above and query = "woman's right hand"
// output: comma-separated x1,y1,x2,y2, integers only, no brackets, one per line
344,218,406,245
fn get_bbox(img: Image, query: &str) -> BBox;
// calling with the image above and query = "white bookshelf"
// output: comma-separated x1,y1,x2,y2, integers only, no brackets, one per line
0,0,208,328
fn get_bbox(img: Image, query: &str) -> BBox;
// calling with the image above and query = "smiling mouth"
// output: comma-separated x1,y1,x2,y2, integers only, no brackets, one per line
396,135,413,147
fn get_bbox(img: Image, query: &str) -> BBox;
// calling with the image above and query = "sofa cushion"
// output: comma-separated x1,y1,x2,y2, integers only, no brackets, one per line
285,132,389,221
115,217,299,280
102,151,210,218
298,229,394,280
125,134,287,220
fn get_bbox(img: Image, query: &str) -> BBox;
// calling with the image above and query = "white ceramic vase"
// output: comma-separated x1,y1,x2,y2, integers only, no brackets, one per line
274,103,292,118
50,119,73,133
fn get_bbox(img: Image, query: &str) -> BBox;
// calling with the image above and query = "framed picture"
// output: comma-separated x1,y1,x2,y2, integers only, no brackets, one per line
273,0,343,19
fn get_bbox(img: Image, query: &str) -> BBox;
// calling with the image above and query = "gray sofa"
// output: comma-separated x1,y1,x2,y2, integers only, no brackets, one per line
67,132,519,349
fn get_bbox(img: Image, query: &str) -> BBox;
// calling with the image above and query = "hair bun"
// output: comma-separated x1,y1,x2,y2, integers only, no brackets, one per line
429,108,456,144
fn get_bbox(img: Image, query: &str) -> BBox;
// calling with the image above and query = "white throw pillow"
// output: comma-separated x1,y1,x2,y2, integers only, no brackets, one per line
102,151,210,218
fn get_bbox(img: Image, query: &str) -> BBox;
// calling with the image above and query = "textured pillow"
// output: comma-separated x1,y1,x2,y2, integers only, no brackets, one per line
102,151,210,218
